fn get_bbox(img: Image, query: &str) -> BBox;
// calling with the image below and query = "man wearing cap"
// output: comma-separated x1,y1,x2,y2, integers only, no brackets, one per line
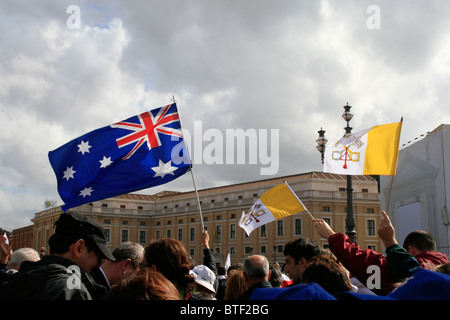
0,212,115,300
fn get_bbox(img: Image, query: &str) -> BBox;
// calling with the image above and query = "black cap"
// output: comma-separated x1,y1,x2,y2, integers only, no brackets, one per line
54,212,115,261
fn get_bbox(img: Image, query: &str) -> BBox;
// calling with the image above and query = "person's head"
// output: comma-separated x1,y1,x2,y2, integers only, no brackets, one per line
39,247,46,256
435,263,450,275
283,237,323,281
301,255,353,297
144,238,194,290
8,248,40,271
227,263,243,276
268,262,283,288
100,242,145,286
190,264,216,299
243,255,271,285
224,269,246,300
48,212,115,273
403,230,437,255
218,266,226,276
104,267,181,300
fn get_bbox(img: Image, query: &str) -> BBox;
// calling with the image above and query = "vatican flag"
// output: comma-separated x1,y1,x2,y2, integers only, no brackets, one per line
323,121,402,176
238,181,311,236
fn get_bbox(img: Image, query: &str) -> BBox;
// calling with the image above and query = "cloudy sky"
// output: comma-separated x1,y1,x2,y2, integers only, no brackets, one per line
2,0,450,231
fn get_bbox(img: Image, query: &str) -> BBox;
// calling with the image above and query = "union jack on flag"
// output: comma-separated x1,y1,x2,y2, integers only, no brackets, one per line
49,103,191,211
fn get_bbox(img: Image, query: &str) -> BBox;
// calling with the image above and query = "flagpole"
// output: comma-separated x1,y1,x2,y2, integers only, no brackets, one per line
171,96,205,231
386,117,403,215
283,180,314,219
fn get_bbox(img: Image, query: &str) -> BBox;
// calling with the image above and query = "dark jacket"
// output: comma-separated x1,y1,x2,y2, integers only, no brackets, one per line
0,255,103,300
238,280,272,300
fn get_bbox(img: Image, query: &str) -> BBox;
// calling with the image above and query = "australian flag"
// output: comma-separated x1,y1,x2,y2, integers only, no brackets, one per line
49,103,191,211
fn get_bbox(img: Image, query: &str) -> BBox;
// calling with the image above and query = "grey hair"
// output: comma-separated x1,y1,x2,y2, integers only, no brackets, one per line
112,242,145,269
244,255,270,279
10,248,40,267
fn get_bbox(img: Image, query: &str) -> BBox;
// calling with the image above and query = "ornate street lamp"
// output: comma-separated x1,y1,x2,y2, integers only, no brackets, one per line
316,103,357,244
316,128,328,164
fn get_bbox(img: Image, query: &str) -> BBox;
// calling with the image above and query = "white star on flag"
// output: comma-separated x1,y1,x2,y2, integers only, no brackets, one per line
151,160,177,178
77,140,92,155
79,187,93,198
99,156,113,168
63,166,76,180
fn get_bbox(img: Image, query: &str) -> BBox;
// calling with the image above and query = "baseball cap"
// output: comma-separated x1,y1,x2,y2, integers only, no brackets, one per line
190,265,216,293
54,212,115,261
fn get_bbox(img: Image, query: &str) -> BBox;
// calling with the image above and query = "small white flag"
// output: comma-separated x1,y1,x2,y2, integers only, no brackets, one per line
224,252,231,270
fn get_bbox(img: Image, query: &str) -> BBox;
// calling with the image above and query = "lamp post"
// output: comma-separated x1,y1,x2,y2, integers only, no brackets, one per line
316,103,357,244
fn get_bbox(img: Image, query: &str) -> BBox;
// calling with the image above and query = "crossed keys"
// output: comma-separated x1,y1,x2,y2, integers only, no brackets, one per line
331,144,361,169
242,203,265,225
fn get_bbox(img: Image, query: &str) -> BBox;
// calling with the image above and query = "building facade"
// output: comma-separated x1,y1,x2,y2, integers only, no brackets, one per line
380,124,450,256
31,171,381,267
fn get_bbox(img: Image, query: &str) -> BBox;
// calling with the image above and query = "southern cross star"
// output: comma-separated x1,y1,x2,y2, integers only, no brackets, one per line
99,156,113,168
77,140,92,155
63,166,76,180
79,187,93,198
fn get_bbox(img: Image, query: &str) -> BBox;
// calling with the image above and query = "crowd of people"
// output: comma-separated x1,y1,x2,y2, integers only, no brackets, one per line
0,210,449,300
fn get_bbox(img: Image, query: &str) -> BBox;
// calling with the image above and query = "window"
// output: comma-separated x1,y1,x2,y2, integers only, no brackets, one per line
139,230,146,244
190,227,195,242
230,224,236,239
362,188,369,193
138,206,143,210
322,206,330,212
245,246,253,255
101,203,108,208
105,229,111,242
295,218,302,235
166,229,171,238
178,228,183,241
121,230,129,242
366,208,375,213
260,225,267,237
104,220,111,224
261,245,267,254
189,248,195,258
277,220,284,236
367,219,376,236
323,218,331,225
230,247,236,255
156,230,160,239
215,225,222,240
120,205,126,209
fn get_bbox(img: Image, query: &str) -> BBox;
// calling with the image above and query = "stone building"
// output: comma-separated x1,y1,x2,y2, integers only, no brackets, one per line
31,171,381,267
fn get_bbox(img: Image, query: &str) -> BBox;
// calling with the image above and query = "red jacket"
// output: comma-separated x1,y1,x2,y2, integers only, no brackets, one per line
414,251,449,270
328,233,396,295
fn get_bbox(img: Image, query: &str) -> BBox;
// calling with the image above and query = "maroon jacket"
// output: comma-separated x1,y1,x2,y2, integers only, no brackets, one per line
328,233,395,295
414,251,449,270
